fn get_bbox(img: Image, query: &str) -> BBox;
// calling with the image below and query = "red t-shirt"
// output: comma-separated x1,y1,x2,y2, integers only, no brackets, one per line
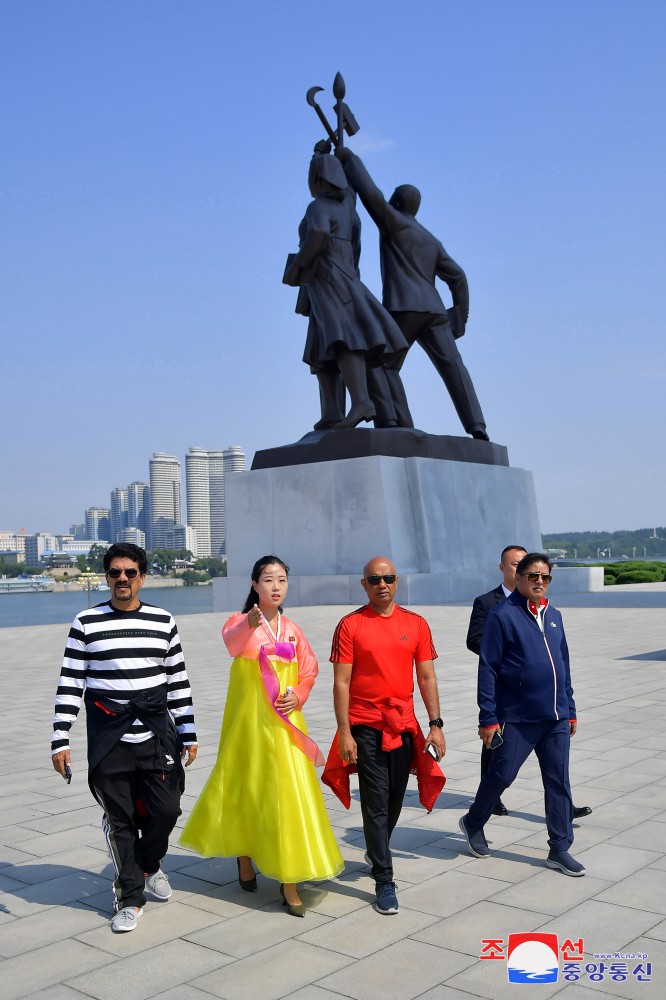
330,604,438,705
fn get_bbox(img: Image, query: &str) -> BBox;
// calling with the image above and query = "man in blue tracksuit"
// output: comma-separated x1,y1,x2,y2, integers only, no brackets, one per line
459,552,586,876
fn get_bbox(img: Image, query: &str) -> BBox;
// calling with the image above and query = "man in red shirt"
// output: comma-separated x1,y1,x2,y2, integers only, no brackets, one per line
328,556,446,914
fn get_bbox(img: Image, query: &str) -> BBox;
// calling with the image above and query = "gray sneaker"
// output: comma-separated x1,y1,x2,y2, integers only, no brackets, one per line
545,849,586,877
459,815,490,858
111,906,143,933
145,869,172,900
373,881,399,914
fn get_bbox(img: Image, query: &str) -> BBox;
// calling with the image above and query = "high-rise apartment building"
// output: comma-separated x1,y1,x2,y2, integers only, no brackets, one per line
85,507,111,542
149,453,182,550
184,445,245,558
110,488,128,543
208,450,225,559
185,447,212,558
220,445,246,555
24,532,58,567
128,482,151,549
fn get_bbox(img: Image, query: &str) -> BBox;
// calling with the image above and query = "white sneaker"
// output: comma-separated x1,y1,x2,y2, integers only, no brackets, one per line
111,906,143,933
145,869,172,900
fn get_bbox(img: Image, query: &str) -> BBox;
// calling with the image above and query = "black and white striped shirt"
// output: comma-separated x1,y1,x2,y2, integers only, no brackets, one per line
51,601,197,753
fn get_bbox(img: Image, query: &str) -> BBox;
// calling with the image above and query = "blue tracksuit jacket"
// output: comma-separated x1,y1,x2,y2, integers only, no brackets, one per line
478,589,576,727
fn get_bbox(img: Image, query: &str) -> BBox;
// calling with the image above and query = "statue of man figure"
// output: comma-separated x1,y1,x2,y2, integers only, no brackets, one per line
336,148,489,440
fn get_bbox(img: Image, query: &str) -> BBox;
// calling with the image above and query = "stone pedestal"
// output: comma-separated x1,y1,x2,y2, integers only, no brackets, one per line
213,443,542,611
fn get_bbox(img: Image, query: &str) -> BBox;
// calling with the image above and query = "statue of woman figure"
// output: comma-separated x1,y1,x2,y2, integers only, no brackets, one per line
284,152,408,430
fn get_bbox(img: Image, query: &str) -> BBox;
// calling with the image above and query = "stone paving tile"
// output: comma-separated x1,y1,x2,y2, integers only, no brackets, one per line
0,806,53,828
15,986,95,1000
573,802,660,831
15,825,107,859
318,938,475,1000
412,899,552,956
192,940,354,1000
491,872,612,916
298,901,439,958
616,785,666,810
596,866,666,915
289,988,350,1000
0,939,115,1000
398,869,512,918
603,821,666,852
185,898,332,956
11,870,109,911
645,916,666,942
535,898,663,955
76,899,225,955
0,900,107,957
2,848,112,885
68,939,234,999
573,843,661,881
19,806,102,836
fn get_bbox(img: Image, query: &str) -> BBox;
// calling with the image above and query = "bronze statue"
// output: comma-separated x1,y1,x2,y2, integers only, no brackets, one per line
288,73,489,440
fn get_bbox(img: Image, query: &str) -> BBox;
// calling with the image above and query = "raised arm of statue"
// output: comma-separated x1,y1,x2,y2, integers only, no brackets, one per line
335,149,401,238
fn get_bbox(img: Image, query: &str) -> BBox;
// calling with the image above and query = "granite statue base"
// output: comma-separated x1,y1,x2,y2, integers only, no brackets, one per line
213,445,542,610
251,427,508,470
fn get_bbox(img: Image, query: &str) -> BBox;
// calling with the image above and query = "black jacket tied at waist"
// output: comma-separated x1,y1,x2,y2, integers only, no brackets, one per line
85,683,181,775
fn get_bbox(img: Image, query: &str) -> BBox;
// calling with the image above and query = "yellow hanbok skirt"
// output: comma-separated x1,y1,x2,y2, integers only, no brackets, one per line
179,652,344,883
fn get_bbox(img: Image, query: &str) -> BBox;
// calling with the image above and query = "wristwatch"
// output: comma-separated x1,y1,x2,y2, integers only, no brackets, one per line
429,717,444,728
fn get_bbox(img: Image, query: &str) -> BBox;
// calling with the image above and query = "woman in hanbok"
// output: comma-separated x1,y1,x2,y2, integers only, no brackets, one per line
179,555,343,916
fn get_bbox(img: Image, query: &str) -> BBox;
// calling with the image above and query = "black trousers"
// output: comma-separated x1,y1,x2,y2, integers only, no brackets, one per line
90,737,182,911
387,311,487,433
352,725,413,883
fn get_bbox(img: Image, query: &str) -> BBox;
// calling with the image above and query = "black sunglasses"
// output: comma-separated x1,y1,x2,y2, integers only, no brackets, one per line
522,572,552,583
366,574,397,585
106,568,141,579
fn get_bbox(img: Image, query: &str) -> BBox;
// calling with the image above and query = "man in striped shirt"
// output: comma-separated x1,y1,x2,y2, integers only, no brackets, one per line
51,543,198,933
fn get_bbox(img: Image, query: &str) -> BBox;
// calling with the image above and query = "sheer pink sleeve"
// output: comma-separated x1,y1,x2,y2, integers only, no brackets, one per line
222,612,257,657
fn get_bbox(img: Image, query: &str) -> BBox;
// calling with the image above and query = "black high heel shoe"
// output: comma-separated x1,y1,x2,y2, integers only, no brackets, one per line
279,883,306,917
236,857,257,892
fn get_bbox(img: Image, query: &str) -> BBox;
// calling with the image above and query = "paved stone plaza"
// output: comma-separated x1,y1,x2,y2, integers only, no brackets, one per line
1,584,664,998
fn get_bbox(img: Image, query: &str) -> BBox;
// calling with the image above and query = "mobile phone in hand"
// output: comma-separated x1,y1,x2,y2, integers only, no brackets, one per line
64,764,72,784
426,742,439,760
488,728,503,750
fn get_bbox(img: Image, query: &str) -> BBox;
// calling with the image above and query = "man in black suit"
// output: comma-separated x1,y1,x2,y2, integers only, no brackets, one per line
467,545,592,820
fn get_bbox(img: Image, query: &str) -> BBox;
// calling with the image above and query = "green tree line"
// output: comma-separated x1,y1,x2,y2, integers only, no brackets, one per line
542,528,666,560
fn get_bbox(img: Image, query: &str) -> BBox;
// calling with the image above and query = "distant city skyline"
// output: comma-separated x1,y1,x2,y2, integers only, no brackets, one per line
1,444,246,558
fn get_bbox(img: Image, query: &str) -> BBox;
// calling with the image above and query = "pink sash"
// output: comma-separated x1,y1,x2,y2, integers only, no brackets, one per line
258,642,324,766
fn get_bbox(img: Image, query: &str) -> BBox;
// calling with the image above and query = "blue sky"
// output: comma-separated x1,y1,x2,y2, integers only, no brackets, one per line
1,0,664,535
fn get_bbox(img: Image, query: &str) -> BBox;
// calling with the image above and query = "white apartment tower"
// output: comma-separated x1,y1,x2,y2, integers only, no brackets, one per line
184,445,245,558
220,445,246,555
149,453,182,550
110,488,128,543
209,450,225,558
128,482,151,549
185,447,212,558
85,506,111,542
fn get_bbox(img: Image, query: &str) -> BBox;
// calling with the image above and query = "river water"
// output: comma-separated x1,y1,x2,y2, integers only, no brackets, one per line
0,585,215,629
